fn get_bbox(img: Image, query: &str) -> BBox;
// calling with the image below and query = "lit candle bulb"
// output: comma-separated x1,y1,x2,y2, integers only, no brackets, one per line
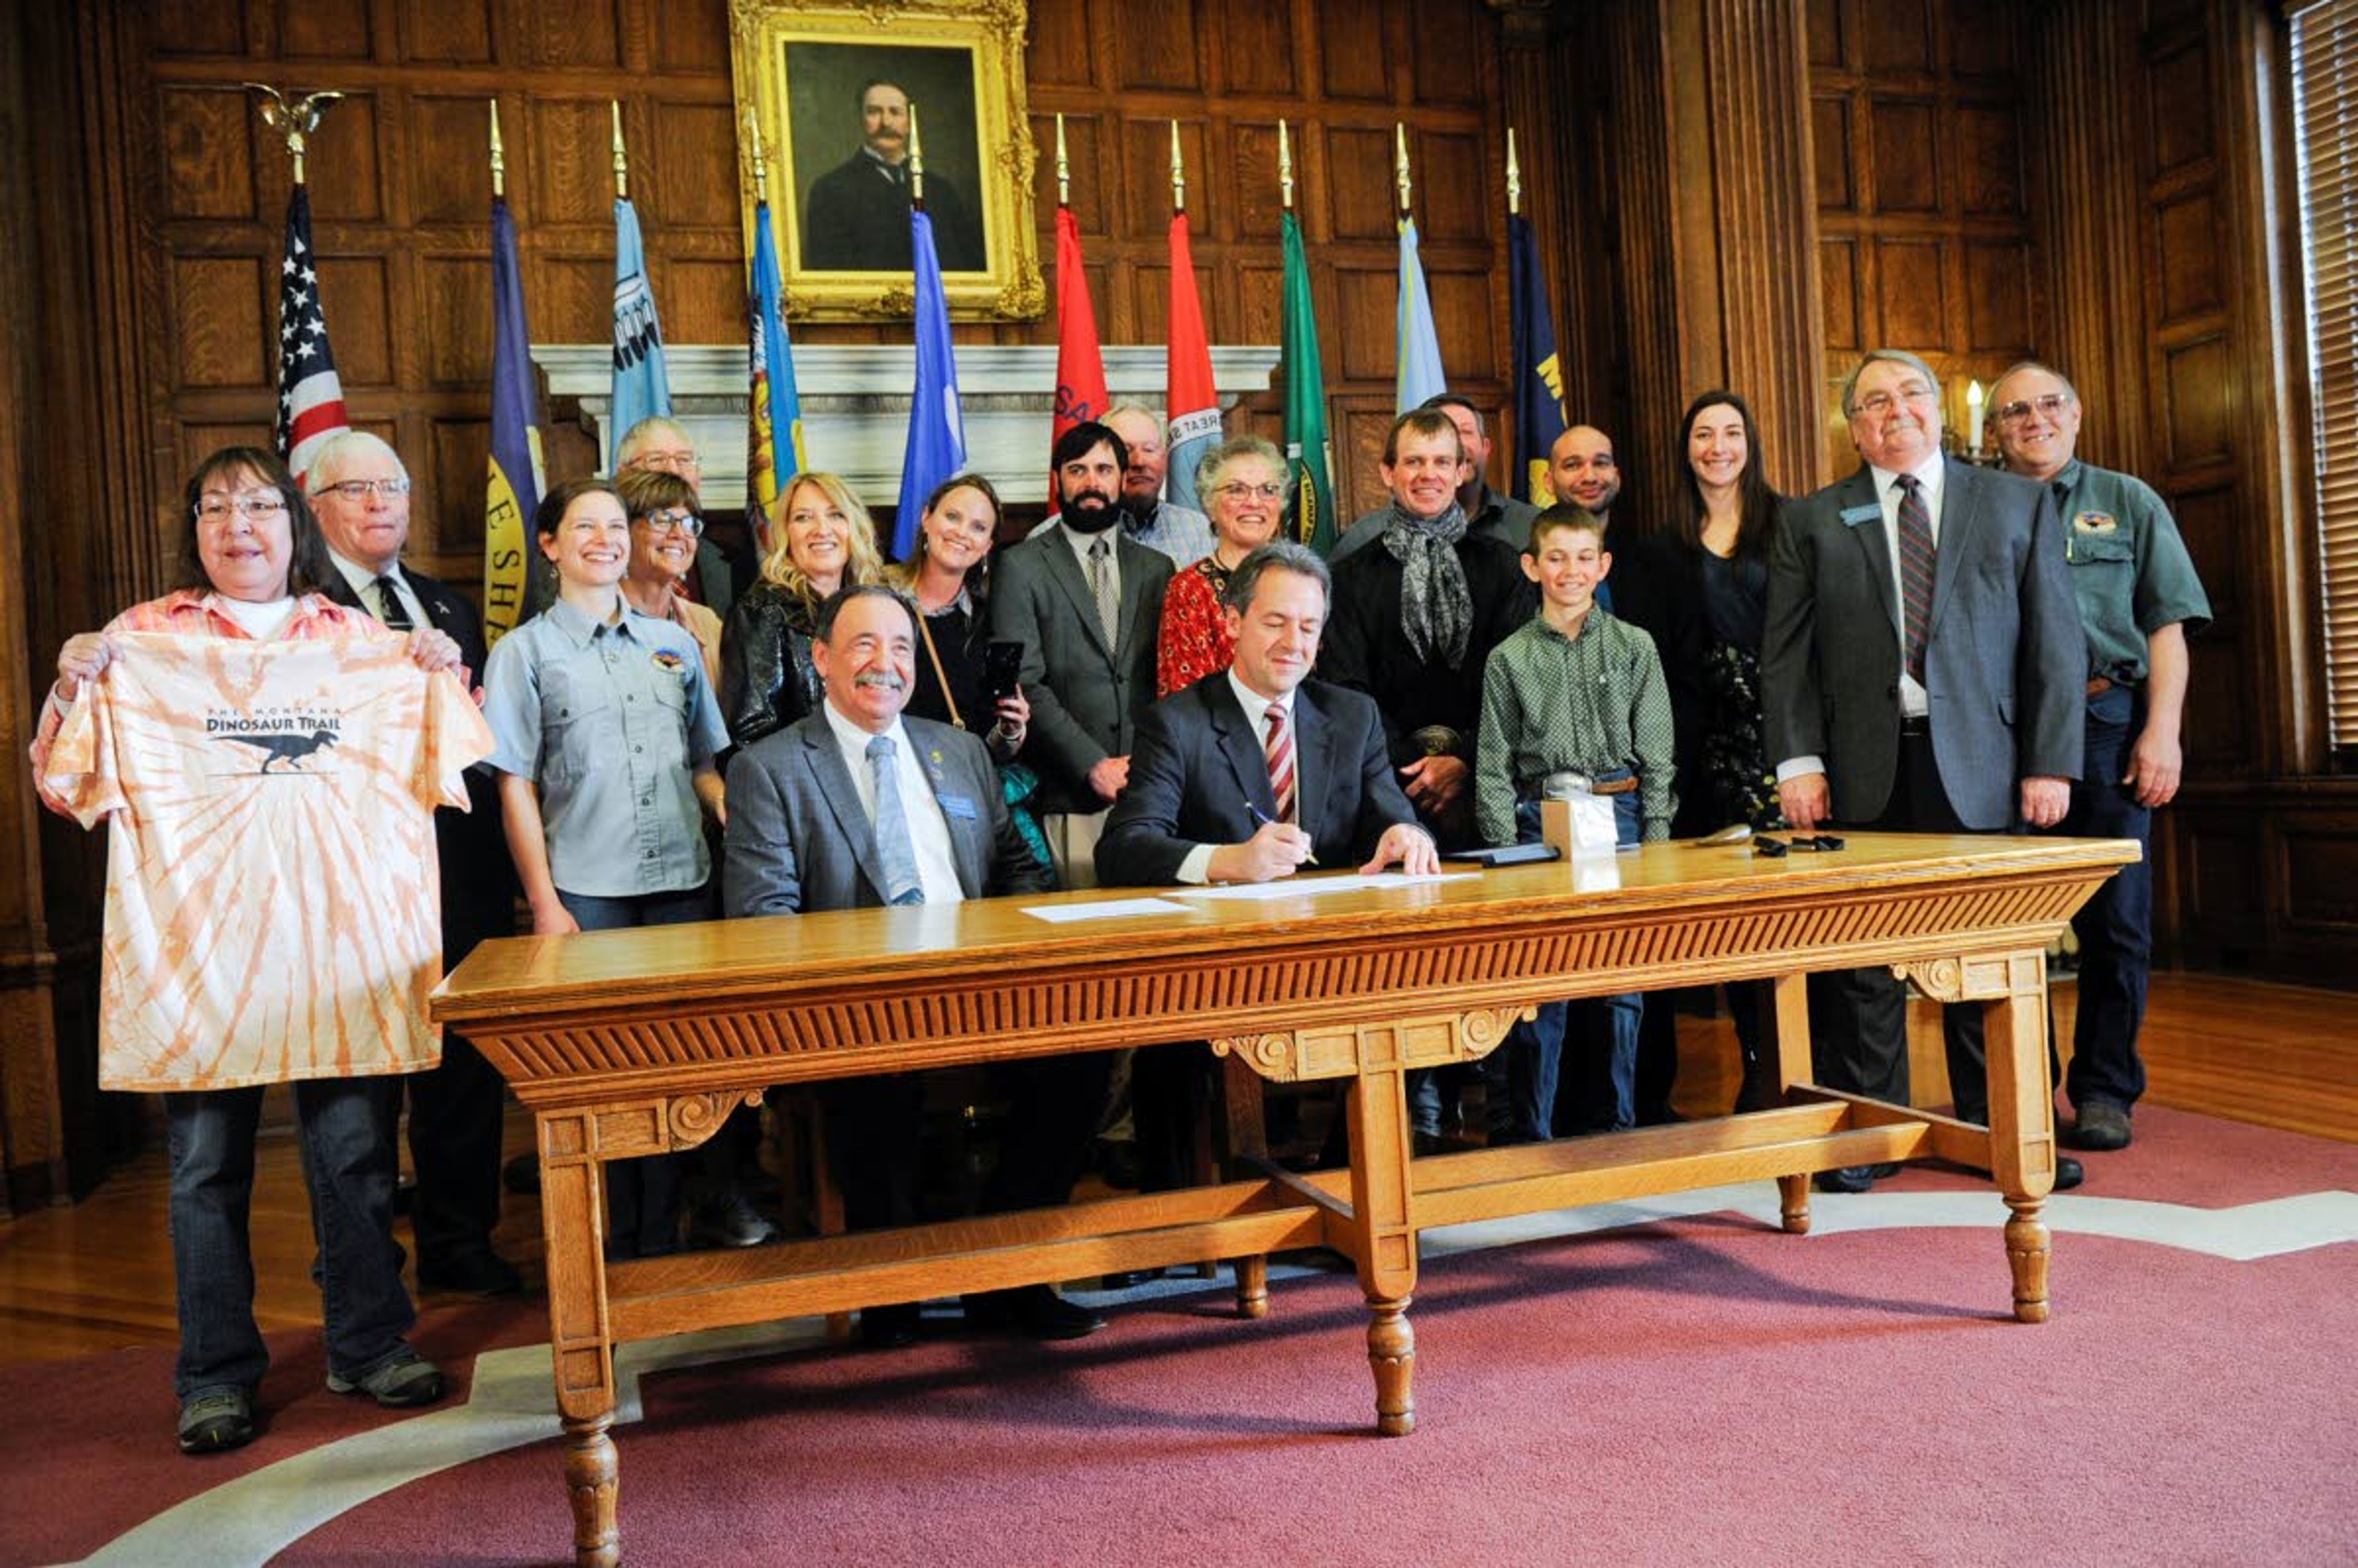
1967,379,1986,455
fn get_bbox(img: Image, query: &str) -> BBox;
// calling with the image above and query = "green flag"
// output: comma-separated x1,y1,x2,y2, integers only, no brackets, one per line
1280,211,1336,554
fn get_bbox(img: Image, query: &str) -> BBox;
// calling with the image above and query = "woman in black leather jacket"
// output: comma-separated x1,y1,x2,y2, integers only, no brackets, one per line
717,471,885,748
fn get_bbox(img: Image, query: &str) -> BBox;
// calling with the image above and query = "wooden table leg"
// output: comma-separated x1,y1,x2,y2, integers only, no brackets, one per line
1221,1052,1272,1319
1344,1049,1419,1437
1772,973,1813,1233
539,1110,623,1565
1981,950,2059,1323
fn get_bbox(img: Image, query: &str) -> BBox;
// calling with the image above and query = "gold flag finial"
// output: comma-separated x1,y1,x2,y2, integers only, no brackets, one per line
1393,123,1412,218
1170,119,1186,213
489,99,505,199
610,100,629,200
1056,112,1070,207
247,83,343,187
1278,120,1294,212
1506,127,1521,217
908,99,926,206
745,107,769,206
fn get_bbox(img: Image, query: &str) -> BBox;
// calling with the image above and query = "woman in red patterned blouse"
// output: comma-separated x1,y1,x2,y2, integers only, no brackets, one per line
1155,435,1291,696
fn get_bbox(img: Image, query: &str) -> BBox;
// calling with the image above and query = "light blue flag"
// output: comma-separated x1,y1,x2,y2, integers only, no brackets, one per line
610,196,671,446
895,208,966,561
1395,217,1447,413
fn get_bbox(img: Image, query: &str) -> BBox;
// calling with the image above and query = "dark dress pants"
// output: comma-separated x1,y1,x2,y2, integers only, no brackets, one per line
2047,685,2154,1112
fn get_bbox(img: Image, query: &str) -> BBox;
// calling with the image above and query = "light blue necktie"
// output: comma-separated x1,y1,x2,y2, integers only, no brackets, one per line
866,734,925,906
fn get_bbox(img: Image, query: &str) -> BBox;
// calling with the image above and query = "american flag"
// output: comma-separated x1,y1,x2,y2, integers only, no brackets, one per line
273,184,349,484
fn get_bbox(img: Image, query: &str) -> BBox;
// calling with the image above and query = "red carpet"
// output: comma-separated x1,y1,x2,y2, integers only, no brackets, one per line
7,1106,2353,1568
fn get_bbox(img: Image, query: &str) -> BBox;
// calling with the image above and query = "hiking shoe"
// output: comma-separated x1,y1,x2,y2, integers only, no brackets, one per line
327,1346,446,1408
176,1388,256,1454
2065,1100,2133,1152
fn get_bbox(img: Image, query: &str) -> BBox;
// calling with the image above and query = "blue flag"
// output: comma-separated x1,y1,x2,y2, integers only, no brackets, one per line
610,196,671,446
484,195,545,645
1395,217,1447,413
747,198,805,557
894,208,966,561
1508,214,1568,506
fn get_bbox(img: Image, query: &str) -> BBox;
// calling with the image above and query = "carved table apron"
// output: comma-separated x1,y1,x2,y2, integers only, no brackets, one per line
433,832,2134,1567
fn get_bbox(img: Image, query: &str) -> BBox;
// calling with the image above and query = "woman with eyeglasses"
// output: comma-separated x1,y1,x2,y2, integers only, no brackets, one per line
1671,390,1787,1109
1156,436,1293,697
719,472,884,749
617,467,722,685
882,473,1031,759
31,446,471,1454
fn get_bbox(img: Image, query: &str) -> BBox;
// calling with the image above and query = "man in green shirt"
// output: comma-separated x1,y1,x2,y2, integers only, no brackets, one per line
1991,362,2212,1154
1475,507,1676,1139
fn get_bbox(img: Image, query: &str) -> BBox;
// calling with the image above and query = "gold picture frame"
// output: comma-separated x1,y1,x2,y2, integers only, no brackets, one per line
730,0,1043,322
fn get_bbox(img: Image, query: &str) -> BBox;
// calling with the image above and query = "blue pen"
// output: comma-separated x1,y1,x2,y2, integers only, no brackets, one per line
1244,799,1318,866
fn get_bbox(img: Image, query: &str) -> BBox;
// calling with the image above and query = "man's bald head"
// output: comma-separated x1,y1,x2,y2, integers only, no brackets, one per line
1549,425,1621,516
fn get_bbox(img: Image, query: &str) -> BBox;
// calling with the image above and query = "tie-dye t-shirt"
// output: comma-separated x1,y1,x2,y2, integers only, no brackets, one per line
37,624,492,1090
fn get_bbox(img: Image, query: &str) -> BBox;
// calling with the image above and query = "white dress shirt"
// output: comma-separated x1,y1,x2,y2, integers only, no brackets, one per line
328,548,428,633
1176,672,1301,885
820,698,963,904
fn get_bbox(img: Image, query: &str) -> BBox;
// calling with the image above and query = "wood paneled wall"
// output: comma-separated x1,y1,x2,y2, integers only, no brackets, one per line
1808,0,2039,477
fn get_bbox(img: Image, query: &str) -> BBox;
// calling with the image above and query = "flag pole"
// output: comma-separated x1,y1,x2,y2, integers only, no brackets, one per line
246,83,343,187
1056,112,1070,207
908,101,927,210
1506,126,1520,219
490,99,505,199
611,101,628,201
1394,123,1412,222
1170,119,1186,215
745,106,769,206
1278,119,1294,212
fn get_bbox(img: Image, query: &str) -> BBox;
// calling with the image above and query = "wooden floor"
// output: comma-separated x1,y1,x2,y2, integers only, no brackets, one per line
1,971,2350,1372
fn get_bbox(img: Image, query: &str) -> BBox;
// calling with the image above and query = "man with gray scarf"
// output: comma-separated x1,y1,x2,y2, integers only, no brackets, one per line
1321,408,1536,1150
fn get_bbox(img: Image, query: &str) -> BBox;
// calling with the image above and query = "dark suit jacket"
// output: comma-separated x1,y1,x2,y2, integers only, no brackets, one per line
987,524,1175,816
723,711,1049,917
1095,675,1418,886
322,565,518,962
1762,459,2083,831
802,153,984,273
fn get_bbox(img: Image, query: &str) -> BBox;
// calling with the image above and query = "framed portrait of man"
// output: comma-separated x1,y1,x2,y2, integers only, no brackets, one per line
731,0,1044,322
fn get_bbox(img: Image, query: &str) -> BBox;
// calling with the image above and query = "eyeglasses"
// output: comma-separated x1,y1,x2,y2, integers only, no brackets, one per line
639,508,704,537
316,478,412,502
195,491,288,523
1851,384,1937,418
1214,481,1286,502
632,449,701,471
1995,393,2072,425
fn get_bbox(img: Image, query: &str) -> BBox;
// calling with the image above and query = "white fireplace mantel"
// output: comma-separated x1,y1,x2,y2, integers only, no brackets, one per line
529,343,1282,513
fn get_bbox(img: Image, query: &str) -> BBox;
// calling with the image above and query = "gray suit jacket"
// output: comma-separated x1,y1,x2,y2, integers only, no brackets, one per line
1762,459,2083,831
722,711,1051,917
986,522,1174,816
1095,675,1419,886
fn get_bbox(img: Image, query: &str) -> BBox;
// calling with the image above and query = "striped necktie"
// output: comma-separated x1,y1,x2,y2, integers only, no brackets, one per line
1894,473,1934,684
1265,702,1296,824
372,575,414,632
866,734,925,906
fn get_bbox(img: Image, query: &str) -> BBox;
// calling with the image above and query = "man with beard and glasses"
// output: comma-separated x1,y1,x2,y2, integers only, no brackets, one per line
723,584,1108,1346
988,420,1175,888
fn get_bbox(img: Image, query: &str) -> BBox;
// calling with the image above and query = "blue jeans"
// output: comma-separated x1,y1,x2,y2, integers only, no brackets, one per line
2046,685,2154,1111
166,1076,414,1399
1477,786,1644,1141
559,883,715,1257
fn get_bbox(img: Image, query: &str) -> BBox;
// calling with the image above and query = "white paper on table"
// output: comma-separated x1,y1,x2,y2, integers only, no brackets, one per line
1169,872,1477,902
1022,897,1196,923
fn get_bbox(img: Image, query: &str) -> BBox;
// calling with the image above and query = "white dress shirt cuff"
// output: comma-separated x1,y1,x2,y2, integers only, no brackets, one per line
1176,843,1216,885
1775,756,1826,784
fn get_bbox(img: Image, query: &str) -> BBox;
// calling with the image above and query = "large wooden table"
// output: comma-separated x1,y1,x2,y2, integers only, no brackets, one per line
434,832,2134,1566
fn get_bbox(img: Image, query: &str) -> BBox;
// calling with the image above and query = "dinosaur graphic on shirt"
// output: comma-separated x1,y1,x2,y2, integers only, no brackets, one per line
215,728,341,774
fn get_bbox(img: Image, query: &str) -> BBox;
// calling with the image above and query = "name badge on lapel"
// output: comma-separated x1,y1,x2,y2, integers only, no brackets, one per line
937,793,978,821
1839,503,1881,527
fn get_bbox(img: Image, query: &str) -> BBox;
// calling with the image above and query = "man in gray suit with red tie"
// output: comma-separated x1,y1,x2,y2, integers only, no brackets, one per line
723,584,1108,1345
989,420,1175,888
1762,349,2086,1194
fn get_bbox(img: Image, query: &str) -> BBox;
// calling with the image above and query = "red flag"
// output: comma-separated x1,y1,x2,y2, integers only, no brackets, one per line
1164,211,1220,513
1049,206,1108,513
